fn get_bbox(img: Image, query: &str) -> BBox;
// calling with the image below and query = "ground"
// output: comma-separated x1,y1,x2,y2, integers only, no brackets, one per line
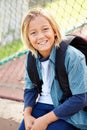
0,98,24,130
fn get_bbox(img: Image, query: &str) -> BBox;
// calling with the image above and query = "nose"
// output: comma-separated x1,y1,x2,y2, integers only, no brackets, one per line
37,32,45,39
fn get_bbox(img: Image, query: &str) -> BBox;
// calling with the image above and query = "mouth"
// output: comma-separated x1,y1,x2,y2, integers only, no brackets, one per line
38,40,48,45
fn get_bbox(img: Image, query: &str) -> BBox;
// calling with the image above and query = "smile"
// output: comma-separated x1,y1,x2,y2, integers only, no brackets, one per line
38,40,48,45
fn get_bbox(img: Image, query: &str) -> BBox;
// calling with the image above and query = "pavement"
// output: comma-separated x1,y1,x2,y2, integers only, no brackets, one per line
0,55,25,101
0,55,25,130
0,98,24,130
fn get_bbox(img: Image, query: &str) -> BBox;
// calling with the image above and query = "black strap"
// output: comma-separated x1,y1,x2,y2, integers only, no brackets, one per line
56,36,87,111
27,52,43,93
55,35,87,102
55,40,72,103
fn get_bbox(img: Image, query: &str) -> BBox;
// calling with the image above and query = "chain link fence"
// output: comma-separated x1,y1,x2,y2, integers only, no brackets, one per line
0,0,28,45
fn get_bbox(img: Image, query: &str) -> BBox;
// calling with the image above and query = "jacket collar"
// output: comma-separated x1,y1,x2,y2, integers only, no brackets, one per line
49,46,56,64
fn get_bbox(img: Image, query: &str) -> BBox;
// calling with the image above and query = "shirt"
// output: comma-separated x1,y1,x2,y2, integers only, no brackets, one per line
38,59,53,104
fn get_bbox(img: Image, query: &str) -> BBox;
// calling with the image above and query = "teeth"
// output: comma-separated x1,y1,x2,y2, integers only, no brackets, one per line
39,40,47,45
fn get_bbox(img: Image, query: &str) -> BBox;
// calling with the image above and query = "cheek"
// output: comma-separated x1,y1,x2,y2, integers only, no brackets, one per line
29,35,35,45
48,32,55,42
49,30,55,38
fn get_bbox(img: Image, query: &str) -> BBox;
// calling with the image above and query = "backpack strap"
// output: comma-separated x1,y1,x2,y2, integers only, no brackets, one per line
27,52,43,93
55,39,73,103
56,35,87,104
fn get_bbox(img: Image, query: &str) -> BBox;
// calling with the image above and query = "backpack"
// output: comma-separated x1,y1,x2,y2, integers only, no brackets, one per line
27,35,87,111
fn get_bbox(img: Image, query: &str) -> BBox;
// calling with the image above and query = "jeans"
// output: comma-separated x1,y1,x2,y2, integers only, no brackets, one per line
18,102,79,130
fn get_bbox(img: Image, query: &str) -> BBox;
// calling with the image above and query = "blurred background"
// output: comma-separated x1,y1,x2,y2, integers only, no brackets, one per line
0,0,87,101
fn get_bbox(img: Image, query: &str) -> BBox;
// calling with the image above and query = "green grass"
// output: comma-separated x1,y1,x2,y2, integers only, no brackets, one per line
0,39,25,60
0,0,87,60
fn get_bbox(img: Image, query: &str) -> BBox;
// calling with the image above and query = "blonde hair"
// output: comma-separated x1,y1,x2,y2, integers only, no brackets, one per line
21,8,62,56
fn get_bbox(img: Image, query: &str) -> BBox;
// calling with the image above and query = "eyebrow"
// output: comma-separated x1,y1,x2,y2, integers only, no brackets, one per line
29,24,50,31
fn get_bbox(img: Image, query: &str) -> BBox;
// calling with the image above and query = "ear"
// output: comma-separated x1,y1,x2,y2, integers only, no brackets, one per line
54,34,57,40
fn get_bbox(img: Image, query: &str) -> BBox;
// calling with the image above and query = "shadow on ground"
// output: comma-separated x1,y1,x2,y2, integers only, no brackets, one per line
0,117,20,130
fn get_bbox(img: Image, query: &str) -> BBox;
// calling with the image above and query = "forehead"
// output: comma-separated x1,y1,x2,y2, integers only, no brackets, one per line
29,15,51,28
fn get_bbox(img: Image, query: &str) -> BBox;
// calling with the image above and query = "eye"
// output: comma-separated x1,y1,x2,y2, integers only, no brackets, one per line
30,31,36,35
43,27,49,31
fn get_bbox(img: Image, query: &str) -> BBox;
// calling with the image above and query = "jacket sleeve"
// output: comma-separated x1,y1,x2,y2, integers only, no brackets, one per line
24,88,38,109
24,54,38,109
53,93,87,120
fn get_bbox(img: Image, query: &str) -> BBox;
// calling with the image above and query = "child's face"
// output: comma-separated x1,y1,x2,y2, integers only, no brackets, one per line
28,15,55,58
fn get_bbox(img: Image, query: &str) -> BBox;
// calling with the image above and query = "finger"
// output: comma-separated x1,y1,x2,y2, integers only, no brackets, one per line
26,126,32,130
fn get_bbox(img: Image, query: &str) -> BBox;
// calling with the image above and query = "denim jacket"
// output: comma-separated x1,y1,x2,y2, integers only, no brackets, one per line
24,45,87,129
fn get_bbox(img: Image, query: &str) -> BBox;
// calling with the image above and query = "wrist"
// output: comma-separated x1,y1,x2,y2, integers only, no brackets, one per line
42,111,59,125
24,107,32,117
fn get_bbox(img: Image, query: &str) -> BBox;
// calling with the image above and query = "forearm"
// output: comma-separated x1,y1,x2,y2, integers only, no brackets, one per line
24,106,33,121
40,111,59,125
24,107,33,116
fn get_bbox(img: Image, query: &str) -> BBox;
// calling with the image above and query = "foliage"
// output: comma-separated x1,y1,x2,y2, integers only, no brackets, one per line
0,40,25,60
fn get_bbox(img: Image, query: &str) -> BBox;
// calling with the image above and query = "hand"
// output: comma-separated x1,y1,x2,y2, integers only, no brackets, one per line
31,111,59,130
31,116,48,130
24,115,36,130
